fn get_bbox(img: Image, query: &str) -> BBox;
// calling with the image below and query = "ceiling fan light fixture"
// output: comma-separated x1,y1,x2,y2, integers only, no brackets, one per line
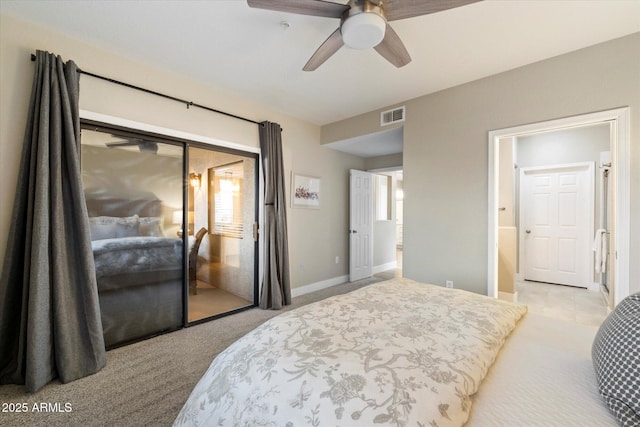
341,12,386,50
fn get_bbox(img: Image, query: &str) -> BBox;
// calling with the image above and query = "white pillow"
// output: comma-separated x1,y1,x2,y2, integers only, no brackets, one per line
88,215,139,240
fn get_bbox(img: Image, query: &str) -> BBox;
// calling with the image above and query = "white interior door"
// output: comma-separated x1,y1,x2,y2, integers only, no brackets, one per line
520,163,594,288
350,169,373,282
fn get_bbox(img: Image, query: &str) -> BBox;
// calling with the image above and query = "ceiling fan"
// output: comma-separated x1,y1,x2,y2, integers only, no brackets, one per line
106,138,158,154
247,0,481,71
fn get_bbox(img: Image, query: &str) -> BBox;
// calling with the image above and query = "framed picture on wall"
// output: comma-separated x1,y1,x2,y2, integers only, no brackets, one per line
291,172,321,209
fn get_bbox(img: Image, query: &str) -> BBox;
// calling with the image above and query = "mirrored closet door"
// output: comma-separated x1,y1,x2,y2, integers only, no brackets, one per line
80,122,259,346
81,125,185,348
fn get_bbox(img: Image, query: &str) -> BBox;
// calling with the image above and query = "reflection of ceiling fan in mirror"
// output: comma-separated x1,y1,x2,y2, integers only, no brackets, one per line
105,138,158,154
247,0,481,71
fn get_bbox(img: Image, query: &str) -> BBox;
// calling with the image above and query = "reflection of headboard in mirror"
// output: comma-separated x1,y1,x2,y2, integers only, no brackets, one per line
85,191,162,218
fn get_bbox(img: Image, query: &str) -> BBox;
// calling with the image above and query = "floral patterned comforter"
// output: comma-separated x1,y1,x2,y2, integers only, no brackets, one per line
174,278,527,427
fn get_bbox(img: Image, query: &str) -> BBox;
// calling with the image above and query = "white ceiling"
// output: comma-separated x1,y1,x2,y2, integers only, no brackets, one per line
325,126,403,158
2,0,639,131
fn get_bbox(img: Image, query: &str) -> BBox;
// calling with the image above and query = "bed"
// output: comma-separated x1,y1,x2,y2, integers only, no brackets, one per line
86,194,183,348
175,277,639,426
175,277,527,426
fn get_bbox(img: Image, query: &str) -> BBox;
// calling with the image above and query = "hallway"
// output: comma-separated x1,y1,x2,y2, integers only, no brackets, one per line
517,280,609,327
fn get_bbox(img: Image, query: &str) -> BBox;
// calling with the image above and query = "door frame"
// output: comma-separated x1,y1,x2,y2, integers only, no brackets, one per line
488,107,630,305
518,162,595,289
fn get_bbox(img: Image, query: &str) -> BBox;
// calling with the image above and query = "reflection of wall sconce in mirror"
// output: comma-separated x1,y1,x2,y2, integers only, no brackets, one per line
189,173,202,188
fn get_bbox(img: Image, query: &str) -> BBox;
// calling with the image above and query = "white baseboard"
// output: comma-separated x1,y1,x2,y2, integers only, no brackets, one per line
498,291,518,303
291,275,349,298
599,285,613,313
373,261,397,274
291,261,396,298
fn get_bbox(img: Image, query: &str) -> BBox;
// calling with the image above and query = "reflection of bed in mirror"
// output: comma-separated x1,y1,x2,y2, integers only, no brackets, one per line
85,192,183,348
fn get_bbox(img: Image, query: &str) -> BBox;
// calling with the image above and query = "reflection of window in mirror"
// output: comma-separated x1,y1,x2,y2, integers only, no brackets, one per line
375,174,391,221
211,161,244,238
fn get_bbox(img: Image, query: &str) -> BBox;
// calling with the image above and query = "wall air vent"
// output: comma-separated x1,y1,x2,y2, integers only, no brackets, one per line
380,106,405,126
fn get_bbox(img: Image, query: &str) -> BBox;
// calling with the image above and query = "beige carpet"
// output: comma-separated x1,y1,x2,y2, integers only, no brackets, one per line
0,276,384,427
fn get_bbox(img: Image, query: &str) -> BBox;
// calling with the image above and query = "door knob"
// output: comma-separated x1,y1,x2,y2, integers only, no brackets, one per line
525,229,531,234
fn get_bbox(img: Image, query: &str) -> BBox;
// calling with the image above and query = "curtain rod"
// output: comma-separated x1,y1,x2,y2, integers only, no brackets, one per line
30,53,262,127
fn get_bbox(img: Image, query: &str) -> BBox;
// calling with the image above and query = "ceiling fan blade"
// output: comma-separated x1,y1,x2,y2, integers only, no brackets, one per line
247,0,349,18
374,24,411,68
383,0,482,22
303,28,344,71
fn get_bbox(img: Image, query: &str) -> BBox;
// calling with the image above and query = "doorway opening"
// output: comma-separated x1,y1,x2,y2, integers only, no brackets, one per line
373,169,404,277
349,168,403,282
488,108,630,308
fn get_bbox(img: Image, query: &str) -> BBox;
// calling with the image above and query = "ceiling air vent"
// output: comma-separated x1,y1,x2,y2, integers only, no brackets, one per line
380,106,405,126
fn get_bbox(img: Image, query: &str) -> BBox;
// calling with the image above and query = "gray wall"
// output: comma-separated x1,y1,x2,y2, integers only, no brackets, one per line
373,220,397,267
364,153,403,171
322,33,640,296
517,124,610,168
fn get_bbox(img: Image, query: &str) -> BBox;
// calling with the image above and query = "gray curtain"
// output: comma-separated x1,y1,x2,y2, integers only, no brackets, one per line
0,51,106,392
259,121,291,309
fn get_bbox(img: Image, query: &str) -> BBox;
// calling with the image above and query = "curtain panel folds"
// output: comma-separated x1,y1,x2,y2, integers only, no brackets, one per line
259,122,291,309
0,51,106,392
